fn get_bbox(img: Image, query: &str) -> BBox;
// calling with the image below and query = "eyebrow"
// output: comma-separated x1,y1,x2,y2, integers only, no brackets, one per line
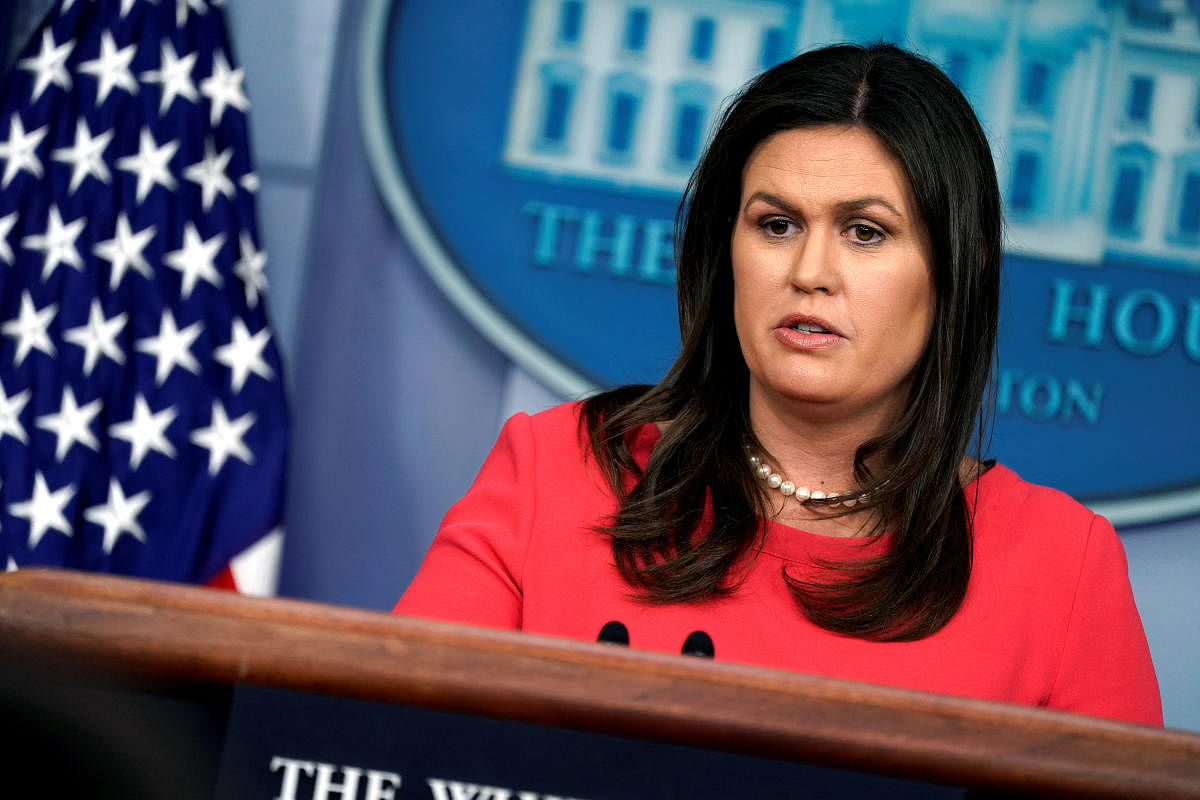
742,191,906,221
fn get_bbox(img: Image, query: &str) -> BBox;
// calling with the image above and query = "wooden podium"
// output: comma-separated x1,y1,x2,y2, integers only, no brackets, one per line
1,569,1197,799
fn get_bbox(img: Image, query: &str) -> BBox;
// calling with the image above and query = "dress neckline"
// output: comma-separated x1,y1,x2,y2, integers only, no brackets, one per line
628,419,1010,563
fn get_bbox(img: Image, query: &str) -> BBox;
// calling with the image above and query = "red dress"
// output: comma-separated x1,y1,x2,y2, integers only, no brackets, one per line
395,403,1162,726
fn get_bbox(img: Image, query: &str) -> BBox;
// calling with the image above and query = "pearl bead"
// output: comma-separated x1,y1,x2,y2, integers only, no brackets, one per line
748,452,867,508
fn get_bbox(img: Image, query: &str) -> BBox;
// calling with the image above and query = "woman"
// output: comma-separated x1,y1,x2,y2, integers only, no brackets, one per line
395,43,1161,725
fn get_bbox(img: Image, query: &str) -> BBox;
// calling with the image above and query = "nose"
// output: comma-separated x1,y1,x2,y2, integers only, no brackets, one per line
788,227,840,294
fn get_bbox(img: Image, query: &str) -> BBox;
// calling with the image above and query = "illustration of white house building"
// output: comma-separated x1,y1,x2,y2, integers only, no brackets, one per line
502,0,1200,271
503,0,801,194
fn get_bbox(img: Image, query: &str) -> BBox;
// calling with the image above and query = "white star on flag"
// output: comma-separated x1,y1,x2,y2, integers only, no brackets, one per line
0,113,48,189
77,31,139,105
93,212,156,289
110,394,178,469
0,211,16,265
9,472,76,549
183,138,234,212
233,231,267,307
176,0,209,27
85,479,152,555
200,50,249,125
63,298,127,375
215,318,274,392
164,222,224,297
175,0,210,26
36,385,103,461
22,204,86,281
1,291,57,366
0,378,31,444
191,400,255,475
18,29,75,103
51,118,114,194
141,39,199,114
118,0,144,19
136,308,203,384
116,127,179,204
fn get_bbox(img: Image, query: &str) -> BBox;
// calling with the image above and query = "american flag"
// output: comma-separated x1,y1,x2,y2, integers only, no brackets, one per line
0,0,287,589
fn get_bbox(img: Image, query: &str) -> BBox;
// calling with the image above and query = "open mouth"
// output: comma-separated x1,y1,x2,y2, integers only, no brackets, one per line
790,321,832,334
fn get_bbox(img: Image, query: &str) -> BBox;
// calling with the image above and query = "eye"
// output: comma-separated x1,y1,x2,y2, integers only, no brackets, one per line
760,217,795,238
847,224,884,244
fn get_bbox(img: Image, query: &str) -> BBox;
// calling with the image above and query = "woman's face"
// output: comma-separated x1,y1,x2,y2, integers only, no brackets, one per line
731,125,935,426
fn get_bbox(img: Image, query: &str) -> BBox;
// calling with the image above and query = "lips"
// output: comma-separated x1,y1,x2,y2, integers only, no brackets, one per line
775,314,845,338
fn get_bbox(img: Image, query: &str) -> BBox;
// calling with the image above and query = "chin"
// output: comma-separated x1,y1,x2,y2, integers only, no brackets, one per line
759,379,844,407
761,368,843,402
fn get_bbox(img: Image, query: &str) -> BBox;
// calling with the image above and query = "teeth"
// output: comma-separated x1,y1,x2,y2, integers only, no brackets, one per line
791,322,830,334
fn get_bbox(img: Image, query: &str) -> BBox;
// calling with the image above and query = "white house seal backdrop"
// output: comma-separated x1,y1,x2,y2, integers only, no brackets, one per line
361,0,1200,524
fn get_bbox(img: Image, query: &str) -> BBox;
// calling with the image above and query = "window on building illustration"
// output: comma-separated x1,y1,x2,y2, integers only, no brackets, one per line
536,61,584,151
623,8,649,53
608,92,638,152
557,0,584,46
1126,75,1154,124
1108,165,1144,234
1178,172,1200,241
666,81,712,171
760,27,786,69
1127,3,1172,31
947,51,970,90
602,72,647,160
1021,62,1049,112
1010,151,1039,213
543,82,573,143
675,103,704,162
689,18,715,62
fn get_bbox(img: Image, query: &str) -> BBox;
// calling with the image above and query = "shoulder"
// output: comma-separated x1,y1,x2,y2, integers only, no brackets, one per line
964,465,1160,724
966,464,1145,656
968,463,1120,589
510,398,663,465
523,400,586,431
971,463,1098,535
482,402,605,491
498,401,588,459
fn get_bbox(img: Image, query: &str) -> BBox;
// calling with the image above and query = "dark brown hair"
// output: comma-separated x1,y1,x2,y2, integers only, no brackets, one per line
582,42,1002,641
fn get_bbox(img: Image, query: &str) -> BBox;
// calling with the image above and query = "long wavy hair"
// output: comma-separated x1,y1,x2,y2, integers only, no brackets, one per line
582,42,1002,641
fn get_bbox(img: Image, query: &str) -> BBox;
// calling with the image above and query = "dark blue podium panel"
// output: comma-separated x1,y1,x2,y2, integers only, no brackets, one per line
216,685,965,800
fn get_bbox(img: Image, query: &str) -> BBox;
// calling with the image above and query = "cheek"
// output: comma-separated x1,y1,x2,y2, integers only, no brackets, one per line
855,268,934,347
731,282,755,359
729,250,760,328
909,271,937,339
729,268,767,369
730,241,784,311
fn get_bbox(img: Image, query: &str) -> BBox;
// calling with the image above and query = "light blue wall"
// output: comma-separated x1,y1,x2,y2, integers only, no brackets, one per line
226,0,510,608
1123,516,1200,730
229,0,1200,732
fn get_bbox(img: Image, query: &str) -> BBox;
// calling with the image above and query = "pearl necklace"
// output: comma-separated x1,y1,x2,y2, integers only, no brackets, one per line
748,453,864,508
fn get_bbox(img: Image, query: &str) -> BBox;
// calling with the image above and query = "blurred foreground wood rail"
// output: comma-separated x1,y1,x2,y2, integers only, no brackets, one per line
1,569,1198,799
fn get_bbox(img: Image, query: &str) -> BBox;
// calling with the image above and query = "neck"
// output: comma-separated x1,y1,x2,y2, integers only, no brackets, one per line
747,390,900,494
746,392,900,537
